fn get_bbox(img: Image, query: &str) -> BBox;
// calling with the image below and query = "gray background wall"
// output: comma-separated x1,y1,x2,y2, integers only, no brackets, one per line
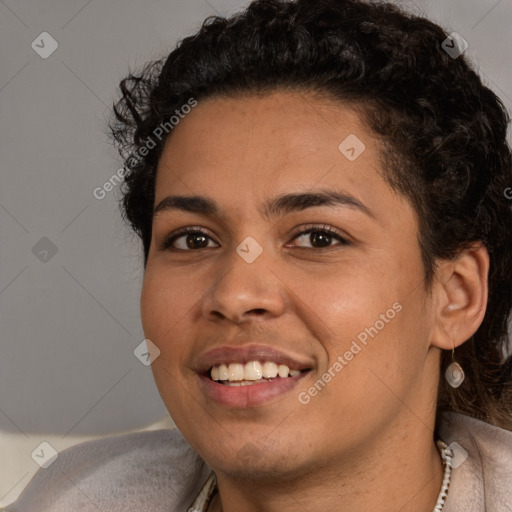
1,0,511,505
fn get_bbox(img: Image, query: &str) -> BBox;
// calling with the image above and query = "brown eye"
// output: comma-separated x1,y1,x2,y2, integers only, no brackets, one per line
161,228,218,251
290,225,350,249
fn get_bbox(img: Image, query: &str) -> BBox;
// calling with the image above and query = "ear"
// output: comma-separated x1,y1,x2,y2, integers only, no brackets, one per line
430,243,489,350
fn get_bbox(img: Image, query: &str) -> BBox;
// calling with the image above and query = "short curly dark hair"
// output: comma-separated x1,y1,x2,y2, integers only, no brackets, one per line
109,0,512,429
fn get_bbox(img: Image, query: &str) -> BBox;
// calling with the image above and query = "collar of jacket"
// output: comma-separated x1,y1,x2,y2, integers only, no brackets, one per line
5,411,512,512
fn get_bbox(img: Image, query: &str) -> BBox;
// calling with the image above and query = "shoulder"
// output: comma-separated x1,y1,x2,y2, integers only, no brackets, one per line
5,428,211,512
439,411,512,466
438,411,512,512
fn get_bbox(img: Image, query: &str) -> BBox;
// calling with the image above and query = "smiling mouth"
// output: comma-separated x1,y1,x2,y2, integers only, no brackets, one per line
208,360,311,386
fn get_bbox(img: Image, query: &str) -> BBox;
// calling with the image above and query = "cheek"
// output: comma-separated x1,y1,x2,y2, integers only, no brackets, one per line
301,263,398,336
140,266,194,338
140,273,163,339
304,254,426,381
140,270,191,413
304,306,426,440
140,272,186,389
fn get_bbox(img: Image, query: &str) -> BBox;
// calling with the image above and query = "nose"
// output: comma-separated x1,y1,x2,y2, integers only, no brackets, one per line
201,244,287,324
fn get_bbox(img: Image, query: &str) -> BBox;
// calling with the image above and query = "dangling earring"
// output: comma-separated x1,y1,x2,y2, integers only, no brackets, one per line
445,348,465,388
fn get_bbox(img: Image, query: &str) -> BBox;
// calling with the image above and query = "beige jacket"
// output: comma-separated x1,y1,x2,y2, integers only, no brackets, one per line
5,412,512,511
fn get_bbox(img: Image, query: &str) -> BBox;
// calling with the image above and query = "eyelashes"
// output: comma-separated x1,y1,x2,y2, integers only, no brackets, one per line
290,224,350,249
159,224,351,252
161,227,214,251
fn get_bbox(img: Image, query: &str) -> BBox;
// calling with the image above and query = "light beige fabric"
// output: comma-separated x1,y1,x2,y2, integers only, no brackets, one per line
5,412,512,511
439,412,512,512
188,472,217,512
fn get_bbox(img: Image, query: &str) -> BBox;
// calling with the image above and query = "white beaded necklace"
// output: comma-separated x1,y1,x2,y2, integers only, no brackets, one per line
433,440,454,512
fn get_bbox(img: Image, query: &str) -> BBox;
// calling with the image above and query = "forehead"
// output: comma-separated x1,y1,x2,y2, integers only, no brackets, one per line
153,90,411,227
157,92,374,180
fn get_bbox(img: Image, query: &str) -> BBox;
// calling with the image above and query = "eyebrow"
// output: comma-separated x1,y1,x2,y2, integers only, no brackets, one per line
152,188,376,221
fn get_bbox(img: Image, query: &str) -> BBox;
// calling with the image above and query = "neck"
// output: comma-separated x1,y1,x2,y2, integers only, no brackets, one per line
208,425,444,512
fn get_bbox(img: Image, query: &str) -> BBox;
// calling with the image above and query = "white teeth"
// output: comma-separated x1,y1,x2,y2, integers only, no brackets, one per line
278,364,289,378
262,362,278,378
244,361,262,380
218,364,229,381
228,363,245,381
210,360,304,382
223,380,264,387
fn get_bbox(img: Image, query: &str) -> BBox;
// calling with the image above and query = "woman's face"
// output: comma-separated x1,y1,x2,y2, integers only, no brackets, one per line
141,91,439,478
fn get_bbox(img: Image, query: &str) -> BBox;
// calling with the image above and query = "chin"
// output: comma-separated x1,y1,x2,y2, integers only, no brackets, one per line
203,441,310,481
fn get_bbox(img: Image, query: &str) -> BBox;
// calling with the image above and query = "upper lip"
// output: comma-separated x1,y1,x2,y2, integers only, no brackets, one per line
195,344,314,375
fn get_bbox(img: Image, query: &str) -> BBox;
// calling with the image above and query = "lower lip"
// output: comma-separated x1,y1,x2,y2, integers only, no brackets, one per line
199,372,310,408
